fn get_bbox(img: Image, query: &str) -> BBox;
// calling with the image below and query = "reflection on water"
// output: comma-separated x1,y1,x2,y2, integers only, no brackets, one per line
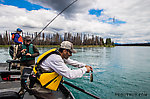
0,46,150,99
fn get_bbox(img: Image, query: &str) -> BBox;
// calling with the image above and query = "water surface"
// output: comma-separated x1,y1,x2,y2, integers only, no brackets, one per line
0,46,150,99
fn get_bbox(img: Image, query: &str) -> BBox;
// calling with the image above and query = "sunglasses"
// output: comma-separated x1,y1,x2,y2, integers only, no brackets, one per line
26,40,31,42
66,49,72,54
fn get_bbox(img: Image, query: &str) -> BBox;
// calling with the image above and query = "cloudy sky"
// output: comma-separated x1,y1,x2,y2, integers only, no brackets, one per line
0,0,150,43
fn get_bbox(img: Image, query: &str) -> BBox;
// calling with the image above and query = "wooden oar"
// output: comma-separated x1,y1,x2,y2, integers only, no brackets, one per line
63,80,100,99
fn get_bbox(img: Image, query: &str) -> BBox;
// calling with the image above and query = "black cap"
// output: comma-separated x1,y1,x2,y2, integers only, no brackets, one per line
24,36,31,41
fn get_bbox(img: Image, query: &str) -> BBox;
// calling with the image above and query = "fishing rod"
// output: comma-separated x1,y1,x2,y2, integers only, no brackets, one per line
63,80,100,99
31,0,78,43
29,0,97,97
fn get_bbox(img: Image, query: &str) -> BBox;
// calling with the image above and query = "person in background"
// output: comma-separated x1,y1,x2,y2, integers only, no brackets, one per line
31,41,93,99
11,28,23,69
13,28,23,44
17,36,39,95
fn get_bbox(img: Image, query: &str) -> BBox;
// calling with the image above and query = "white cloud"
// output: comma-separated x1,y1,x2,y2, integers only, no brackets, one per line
0,0,150,43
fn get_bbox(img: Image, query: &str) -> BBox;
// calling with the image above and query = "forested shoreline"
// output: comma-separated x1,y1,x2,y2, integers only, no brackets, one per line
0,31,114,47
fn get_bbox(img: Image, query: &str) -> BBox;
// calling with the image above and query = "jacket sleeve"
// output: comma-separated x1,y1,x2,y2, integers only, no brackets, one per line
31,45,40,57
41,54,87,79
64,58,86,68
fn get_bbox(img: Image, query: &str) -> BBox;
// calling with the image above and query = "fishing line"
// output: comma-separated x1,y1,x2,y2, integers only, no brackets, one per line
31,0,78,43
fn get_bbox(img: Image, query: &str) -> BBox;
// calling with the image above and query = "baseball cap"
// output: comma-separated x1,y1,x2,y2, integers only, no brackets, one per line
60,41,77,53
16,28,22,32
24,36,31,41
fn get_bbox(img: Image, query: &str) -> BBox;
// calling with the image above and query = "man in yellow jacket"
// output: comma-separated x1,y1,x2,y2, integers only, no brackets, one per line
31,41,93,99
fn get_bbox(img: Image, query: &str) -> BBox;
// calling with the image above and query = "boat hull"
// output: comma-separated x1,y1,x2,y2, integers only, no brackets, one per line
0,63,20,81
0,63,75,99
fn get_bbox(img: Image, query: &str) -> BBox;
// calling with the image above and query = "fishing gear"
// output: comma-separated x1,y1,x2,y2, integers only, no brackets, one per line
90,70,93,82
31,0,78,43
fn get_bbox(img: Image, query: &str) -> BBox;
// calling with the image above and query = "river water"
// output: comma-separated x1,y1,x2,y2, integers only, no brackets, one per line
0,46,150,99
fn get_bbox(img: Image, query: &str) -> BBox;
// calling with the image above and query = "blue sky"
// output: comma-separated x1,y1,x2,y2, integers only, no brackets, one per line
0,0,150,43
89,9,104,17
89,9,126,25
0,0,50,10
0,0,126,25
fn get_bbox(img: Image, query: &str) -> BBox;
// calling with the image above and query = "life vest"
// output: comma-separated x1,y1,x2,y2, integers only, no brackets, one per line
11,33,23,43
18,35,23,43
11,33,15,40
33,48,62,91
21,44,35,61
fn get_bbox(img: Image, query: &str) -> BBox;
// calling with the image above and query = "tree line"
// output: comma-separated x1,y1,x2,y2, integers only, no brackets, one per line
0,31,114,46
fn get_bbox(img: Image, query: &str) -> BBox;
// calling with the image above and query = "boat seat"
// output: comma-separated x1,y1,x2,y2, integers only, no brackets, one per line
6,60,20,71
6,60,20,63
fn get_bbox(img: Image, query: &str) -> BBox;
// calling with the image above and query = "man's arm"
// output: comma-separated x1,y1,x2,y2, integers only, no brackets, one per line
64,58,93,73
41,54,87,79
30,45,39,57
64,58,86,67
16,45,22,58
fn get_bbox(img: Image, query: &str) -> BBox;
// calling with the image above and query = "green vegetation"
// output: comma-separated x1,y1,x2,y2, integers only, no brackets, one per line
0,45,11,47
0,45,115,48
35,45,60,48
34,45,115,48
0,31,115,47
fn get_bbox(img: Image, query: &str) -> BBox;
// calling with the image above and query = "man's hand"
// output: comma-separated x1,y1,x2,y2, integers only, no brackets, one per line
26,53,32,56
85,65,93,73
21,49,26,53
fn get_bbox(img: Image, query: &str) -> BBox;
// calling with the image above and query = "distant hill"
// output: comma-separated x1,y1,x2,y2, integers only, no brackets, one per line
115,43,150,46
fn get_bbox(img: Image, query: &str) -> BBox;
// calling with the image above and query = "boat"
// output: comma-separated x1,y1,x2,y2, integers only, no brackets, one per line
0,60,21,81
0,60,99,99
0,81,75,99
0,61,75,99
